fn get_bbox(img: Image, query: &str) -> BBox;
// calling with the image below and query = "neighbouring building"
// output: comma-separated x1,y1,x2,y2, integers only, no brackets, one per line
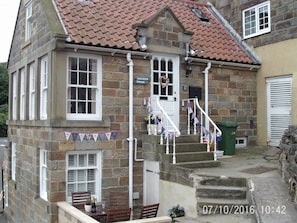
6,0,260,222
206,0,297,147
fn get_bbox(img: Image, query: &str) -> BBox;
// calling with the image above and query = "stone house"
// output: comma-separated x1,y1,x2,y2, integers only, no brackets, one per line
6,0,260,222
206,0,297,147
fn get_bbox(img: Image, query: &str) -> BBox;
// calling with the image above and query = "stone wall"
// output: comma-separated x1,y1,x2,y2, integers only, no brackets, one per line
279,125,297,207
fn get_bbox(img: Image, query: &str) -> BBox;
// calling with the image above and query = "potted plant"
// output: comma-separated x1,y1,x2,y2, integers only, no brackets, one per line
168,204,185,222
145,114,161,135
84,197,92,212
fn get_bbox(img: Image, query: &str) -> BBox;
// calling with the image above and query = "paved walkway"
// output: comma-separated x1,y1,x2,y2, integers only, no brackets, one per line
182,146,297,223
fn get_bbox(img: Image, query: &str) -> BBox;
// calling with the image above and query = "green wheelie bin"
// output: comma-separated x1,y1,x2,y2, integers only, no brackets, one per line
217,121,238,155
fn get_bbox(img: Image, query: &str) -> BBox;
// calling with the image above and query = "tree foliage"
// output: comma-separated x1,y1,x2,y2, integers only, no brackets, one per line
0,63,8,137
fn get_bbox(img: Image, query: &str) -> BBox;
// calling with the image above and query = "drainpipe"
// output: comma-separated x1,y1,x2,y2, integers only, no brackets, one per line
126,53,134,215
203,61,211,147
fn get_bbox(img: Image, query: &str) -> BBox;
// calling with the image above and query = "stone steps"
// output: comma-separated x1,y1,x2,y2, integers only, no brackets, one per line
175,160,221,169
197,198,250,215
195,175,251,216
167,151,214,163
197,185,247,199
163,135,219,169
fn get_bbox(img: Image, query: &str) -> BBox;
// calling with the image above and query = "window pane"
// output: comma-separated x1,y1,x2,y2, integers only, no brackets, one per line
79,154,86,167
87,182,95,194
79,58,87,71
168,60,173,71
168,86,173,95
90,73,97,86
78,183,86,192
78,102,86,113
88,154,96,166
69,57,77,70
70,72,77,84
79,72,87,85
70,101,76,113
68,155,76,167
68,170,76,182
161,59,166,71
168,74,173,83
87,169,95,181
88,88,96,100
153,85,158,95
89,59,97,72
68,184,75,196
153,72,159,82
78,170,86,181
153,59,158,70
78,88,86,100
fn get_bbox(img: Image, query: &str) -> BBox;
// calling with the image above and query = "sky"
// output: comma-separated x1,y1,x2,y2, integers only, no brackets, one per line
0,1,19,63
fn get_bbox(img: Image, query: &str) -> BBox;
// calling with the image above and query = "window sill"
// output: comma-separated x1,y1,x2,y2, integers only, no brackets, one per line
21,39,31,49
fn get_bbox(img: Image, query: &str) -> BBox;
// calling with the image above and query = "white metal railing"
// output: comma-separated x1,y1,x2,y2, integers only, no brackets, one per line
156,100,181,164
182,98,222,161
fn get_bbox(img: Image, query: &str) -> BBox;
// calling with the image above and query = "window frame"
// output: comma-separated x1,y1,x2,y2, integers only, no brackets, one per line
40,56,48,120
11,142,16,181
66,53,102,120
66,150,102,202
20,68,26,120
40,149,48,201
25,1,32,41
29,63,36,120
12,73,18,120
242,1,271,39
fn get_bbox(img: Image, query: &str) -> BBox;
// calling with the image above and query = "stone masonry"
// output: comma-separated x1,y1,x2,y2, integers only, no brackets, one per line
279,125,297,209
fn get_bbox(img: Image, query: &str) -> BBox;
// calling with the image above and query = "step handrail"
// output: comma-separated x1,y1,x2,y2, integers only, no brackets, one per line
194,98,222,137
194,98,221,161
182,98,222,161
156,99,180,164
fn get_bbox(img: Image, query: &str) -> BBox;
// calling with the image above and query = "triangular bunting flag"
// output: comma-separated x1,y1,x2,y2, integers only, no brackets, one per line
92,133,98,142
72,132,78,141
105,132,111,141
86,133,92,141
99,133,105,141
79,133,85,142
65,132,71,141
194,117,199,125
111,131,118,140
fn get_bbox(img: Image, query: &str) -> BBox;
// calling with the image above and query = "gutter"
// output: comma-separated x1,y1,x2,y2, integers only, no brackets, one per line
64,43,151,59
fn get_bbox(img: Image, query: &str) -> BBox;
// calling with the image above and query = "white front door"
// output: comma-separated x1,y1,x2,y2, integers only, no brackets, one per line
267,76,292,146
150,54,180,130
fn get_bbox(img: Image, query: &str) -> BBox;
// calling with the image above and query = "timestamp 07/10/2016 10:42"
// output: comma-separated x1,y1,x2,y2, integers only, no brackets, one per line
202,205,287,215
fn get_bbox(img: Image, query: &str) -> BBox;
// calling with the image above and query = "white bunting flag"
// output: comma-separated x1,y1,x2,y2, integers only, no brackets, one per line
79,133,85,142
65,132,71,141
92,133,98,142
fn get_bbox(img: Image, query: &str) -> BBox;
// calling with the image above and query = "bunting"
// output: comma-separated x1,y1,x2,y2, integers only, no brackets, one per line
63,131,120,142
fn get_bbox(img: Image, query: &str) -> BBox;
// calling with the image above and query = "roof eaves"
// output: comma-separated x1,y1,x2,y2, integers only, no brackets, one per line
207,2,261,65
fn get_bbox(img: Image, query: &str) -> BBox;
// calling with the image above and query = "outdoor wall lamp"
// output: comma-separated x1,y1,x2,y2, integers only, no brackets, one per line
186,61,192,77
137,36,147,51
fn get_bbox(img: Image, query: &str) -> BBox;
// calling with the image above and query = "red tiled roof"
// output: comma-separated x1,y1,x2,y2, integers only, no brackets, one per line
54,0,257,64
